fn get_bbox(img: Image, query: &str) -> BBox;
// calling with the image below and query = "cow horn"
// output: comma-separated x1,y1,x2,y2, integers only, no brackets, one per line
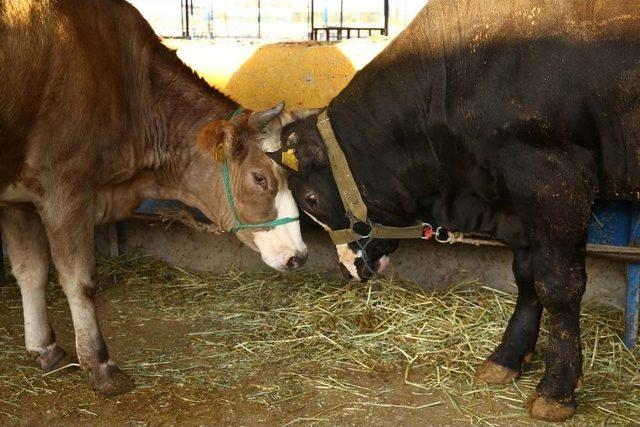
249,101,285,130
292,107,324,120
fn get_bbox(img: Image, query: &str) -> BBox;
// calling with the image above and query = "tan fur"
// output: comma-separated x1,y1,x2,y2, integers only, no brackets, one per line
0,0,303,395
197,120,234,157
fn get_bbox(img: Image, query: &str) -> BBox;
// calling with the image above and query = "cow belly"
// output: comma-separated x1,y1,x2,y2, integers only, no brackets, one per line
94,173,159,225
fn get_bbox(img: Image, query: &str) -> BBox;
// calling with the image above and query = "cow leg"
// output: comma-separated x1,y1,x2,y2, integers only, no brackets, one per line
524,240,586,422
476,248,542,383
476,248,540,382
502,146,594,422
38,192,134,396
0,207,69,371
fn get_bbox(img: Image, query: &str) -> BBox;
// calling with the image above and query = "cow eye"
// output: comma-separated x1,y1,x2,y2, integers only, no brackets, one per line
252,172,267,190
305,193,317,208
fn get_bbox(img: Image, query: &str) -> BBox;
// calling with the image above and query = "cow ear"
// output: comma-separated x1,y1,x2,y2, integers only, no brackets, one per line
197,120,245,161
305,137,328,168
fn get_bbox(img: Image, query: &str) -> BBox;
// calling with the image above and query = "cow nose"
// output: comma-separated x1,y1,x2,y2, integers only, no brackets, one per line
285,252,307,271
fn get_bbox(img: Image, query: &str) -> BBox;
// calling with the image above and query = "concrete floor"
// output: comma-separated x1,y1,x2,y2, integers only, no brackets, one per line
107,219,628,308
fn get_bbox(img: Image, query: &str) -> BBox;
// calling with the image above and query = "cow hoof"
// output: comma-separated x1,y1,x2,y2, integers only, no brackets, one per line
475,360,519,384
31,344,72,373
525,393,576,422
89,363,135,396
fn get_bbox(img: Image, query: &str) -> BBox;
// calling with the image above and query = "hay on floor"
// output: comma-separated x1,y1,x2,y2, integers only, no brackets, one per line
1,253,639,425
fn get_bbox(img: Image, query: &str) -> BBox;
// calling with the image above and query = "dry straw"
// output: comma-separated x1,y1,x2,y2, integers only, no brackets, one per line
1,253,639,425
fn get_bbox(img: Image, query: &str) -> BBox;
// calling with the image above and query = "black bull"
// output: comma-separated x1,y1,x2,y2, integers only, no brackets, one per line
272,0,640,422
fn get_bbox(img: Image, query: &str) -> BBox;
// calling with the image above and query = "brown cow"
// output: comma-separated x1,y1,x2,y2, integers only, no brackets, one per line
0,0,308,395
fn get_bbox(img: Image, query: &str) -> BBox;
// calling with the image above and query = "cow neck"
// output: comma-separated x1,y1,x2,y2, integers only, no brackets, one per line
141,44,239,178
325,57,444,231
118,40,243,227
317,110,449,244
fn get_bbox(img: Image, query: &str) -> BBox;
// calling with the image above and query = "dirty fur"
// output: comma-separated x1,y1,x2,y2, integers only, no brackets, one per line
283,0,640,421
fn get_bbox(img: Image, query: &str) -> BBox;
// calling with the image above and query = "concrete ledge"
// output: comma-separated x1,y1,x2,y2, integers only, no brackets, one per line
113,220,627,308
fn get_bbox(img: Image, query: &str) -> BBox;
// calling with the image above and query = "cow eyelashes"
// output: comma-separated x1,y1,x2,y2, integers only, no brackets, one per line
252,172,267,190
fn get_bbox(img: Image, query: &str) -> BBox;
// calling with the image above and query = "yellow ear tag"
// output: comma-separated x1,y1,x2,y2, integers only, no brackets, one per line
214,143,225,162
282,148,299,172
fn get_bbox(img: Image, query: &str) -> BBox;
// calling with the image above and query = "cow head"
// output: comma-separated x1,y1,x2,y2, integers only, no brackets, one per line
178,102,308,271
274,113,400,281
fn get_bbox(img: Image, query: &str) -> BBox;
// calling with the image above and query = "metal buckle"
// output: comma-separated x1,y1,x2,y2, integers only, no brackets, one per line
352,220,372,240
435,227,452,243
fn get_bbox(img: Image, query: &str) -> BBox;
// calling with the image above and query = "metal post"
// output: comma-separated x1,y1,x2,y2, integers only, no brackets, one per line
181,0,185,37
340,0,343,27
383,0,389,35
257,0,261,38
208,0,214,39
625,204,640,348
587,201,639,349
310,0,314,40
184,0,190,39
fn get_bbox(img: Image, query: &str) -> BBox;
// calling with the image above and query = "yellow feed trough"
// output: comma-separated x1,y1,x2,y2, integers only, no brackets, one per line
165,39,390,110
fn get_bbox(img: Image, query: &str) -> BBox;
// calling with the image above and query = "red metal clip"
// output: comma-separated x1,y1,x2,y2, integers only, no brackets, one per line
422,224,434,240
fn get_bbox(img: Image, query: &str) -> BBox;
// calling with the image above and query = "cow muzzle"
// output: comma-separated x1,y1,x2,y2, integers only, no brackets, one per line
250,224,308,271
336,243,390,282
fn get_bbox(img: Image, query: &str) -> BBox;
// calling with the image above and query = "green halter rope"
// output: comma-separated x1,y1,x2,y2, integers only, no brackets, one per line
221,107,299,233
228,107,244,119
222,160,299,233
